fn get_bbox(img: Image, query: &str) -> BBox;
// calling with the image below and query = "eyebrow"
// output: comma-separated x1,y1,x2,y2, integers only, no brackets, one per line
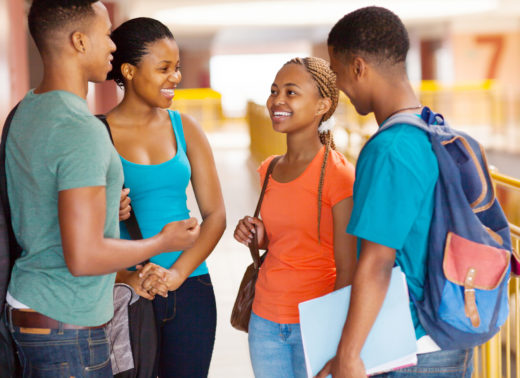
158,60,180,65
271,83,301,89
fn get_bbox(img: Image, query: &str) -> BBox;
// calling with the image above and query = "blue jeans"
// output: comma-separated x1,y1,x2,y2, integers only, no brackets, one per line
373,348,473,377
6,314,111,377
248,312,307,378
153,273,217,378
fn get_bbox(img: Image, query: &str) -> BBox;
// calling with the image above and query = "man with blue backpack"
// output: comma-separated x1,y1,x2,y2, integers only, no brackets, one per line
318,6,511,378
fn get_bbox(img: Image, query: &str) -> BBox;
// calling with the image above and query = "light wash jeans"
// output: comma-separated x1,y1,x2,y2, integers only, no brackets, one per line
248,312,307,378
373,348,473,377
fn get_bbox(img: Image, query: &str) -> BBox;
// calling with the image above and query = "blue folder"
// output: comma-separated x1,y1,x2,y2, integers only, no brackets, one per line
298,266,417,377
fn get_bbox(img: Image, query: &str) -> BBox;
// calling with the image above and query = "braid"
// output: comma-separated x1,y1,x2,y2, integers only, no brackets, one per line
285,57,339,242
319,130,336,150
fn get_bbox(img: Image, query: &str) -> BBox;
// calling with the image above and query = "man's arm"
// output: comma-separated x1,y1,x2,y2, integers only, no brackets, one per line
316,239,395,378
332,197,357,290
59,186,199,276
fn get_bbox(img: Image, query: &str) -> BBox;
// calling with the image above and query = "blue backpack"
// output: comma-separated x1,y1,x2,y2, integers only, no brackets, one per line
372,106,511,350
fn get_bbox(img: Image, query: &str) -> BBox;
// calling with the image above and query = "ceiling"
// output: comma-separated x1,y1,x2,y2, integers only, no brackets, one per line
113,0,520,38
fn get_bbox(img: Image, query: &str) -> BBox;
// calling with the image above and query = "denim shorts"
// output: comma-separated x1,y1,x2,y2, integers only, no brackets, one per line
248,312,307,378
373,348,474,377
9,324,112,377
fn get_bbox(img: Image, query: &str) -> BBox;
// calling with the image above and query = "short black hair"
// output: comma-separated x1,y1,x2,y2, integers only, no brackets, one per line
107,17,175,87
328,6,409,65
28,0,98,50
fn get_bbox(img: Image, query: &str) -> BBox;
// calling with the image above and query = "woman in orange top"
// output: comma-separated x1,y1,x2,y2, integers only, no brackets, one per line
234,57,357,378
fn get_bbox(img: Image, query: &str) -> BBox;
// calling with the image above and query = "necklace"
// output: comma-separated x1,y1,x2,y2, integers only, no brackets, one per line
385,105,422,120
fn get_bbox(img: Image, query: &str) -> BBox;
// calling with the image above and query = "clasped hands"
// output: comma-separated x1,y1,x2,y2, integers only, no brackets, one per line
124,263,184,300
118,190,186,299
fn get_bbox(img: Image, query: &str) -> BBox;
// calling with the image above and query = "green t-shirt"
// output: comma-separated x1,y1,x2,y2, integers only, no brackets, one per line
6,90,123,326
347,122,439,339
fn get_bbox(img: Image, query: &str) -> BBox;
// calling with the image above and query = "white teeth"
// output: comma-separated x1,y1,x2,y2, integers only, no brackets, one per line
161,89,174,96
274,111,291,116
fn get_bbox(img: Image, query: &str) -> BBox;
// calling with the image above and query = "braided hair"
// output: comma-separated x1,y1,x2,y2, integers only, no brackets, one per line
284,57,339,241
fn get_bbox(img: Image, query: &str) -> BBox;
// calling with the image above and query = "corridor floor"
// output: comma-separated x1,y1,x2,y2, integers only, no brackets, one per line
188,123,257,378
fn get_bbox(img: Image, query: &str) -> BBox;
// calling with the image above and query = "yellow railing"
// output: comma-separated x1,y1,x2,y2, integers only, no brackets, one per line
169,88,223,131
473,172,520,378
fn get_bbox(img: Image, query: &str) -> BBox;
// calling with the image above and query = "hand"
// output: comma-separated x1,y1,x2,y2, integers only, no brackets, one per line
139,264,184,293
234,216,266,249
119,188,131,221
137,263,170,298
117,266,157,300
160,217,200,252
315,354,366,378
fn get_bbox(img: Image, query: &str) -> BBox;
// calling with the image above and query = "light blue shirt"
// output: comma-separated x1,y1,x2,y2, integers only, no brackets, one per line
119,110,208,277
347,121,439,339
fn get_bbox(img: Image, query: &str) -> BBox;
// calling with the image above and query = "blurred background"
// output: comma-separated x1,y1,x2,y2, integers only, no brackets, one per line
1,0,520,377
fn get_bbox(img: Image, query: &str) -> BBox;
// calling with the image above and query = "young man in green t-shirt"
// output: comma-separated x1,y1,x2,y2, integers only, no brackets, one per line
5,1,200,375
318,6,473,378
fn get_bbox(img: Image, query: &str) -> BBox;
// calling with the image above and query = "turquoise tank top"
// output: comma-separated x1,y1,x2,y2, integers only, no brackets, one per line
119,110,208,277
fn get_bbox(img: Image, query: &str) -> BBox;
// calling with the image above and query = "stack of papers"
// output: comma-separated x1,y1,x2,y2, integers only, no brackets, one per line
298,266,417,377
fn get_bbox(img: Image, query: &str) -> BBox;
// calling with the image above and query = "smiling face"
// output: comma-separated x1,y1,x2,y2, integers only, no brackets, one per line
266,63,326,134
83,2,116,83
126,37,181,108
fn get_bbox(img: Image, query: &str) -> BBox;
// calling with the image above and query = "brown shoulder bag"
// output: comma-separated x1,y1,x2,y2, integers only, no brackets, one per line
230,156,281,332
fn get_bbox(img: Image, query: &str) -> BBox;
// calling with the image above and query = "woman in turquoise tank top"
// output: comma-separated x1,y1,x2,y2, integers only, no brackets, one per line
105,18,226,378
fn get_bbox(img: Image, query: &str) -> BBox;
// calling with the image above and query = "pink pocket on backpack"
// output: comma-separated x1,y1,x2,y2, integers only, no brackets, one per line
443,232,510,290
443,232,510,328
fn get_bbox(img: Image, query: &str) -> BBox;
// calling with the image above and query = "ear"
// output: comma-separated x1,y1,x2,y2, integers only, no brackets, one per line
316,97,332,117
121,63,136,81
352,56,367,80
71,31,87,53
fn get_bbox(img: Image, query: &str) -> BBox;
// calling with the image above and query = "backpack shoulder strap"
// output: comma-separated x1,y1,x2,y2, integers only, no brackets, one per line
365,106,444,147
1,104,21,209
0,103,23,264
382,106,446,132
382,113,429,131
95,114,144,244
95,114,115,144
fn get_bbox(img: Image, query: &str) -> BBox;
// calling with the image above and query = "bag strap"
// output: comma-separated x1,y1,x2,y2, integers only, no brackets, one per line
374,106,448,137
362,106,445,157
370,109,430,143
96,115,145,245
250,155,281,269
0,103,23,267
